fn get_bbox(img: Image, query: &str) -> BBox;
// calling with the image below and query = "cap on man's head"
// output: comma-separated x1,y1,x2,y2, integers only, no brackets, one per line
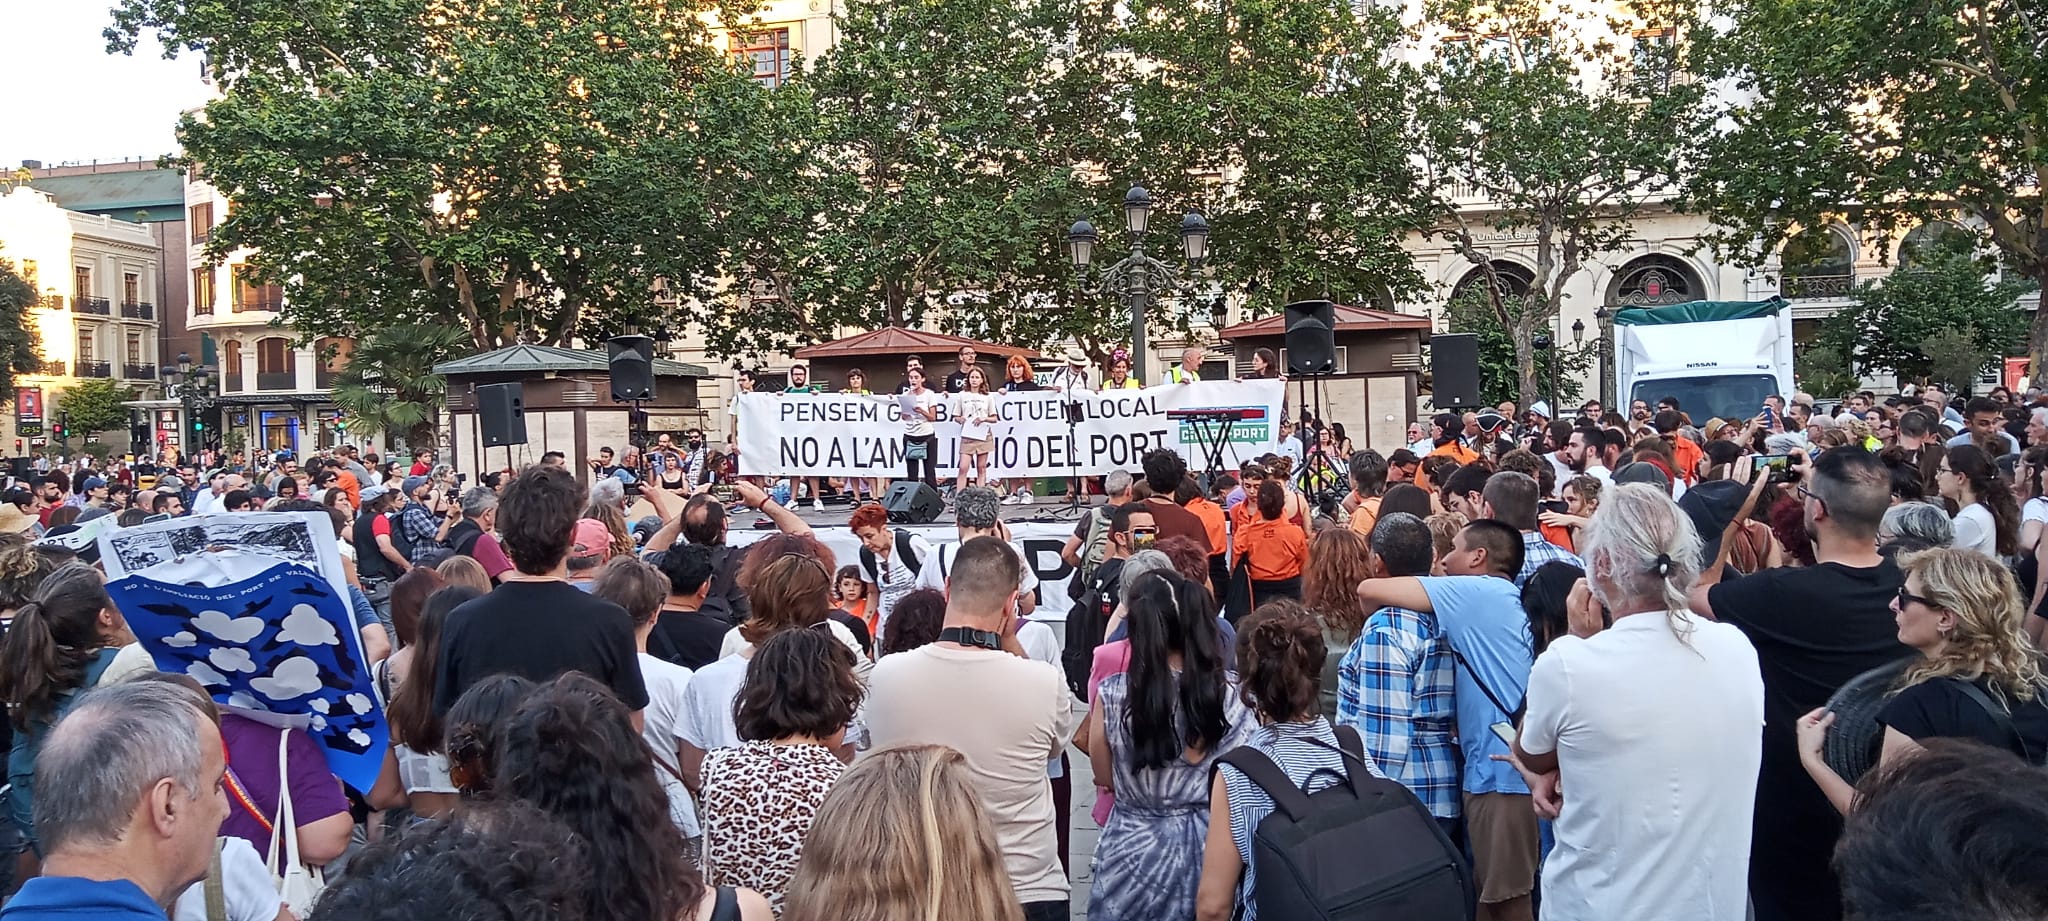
1064,348,1089,366
1476,411,1508,432
359,484,389,505
1611,461,1671,491
571,518,615,562
1529,401,1552,420
401,475,430,497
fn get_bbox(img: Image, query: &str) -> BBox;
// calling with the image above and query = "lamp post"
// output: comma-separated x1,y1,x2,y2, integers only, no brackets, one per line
164,352,216,455
1571,318,1586,405
1066,185,1212,379
1593,307,1615,409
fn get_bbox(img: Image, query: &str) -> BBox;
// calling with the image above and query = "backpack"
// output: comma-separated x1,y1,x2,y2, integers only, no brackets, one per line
1062,558,1122,698
446,518,484,558
1067,506,1115,601
1215,726,1475,921
858,530,924,583
385,509,418,565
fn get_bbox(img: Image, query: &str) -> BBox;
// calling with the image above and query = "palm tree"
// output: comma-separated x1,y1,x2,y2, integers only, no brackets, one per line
331,324,469,450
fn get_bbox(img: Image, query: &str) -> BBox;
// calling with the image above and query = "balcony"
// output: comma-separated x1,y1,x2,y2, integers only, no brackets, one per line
316,367,340,389
233,298,283,314
194,299,214,316
77,361,112,378
36,360,65,376
121,301,155,320
1781,273,1855,300
37,295,64,311
256,371,296,391
223,372,242,393
124,363,157,380
73,296,111,316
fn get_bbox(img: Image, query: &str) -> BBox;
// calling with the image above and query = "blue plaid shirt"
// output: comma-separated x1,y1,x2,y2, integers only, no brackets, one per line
398,502,443,563
1336,605,1460,819
1517,530,1584,587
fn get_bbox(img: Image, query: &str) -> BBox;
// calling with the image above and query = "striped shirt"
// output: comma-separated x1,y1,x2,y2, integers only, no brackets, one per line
1336,606,1460,818
1219,719,1384,920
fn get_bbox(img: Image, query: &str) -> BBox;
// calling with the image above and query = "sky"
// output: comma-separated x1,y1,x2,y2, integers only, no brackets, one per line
0,4,214,169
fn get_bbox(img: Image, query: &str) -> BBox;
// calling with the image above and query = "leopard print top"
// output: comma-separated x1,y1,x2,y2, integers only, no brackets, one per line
700,740,845,913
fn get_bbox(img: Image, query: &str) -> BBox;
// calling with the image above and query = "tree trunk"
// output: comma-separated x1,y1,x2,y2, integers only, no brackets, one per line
1514,314,1539,410
2028,262,2048,387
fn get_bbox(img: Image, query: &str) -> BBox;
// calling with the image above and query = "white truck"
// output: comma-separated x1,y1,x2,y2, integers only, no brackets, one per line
1613,297,1795,423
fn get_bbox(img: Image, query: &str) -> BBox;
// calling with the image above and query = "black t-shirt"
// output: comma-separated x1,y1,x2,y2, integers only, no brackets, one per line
433,580,649,714
647,607,731,672
1879,676,2048,763
1709,558,1909,921
827,609,873,658
944,368,972,393
1003,380,1042,393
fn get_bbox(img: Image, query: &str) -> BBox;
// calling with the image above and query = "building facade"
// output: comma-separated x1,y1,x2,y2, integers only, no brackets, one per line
183,176,364,457
0,185,164,454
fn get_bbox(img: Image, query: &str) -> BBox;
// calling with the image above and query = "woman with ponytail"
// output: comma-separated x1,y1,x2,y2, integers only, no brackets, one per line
1497,483,1765,921
1937,444,2019,558
0,562,154,858
1086,571,1250,921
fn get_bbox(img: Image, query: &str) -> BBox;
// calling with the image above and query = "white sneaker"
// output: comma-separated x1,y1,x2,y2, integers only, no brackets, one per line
1001,493,1021,505
1017,490,1035,505
808,499,822,511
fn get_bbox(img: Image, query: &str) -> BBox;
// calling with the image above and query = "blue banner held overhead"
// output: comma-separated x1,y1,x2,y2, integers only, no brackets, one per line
108,563,387,792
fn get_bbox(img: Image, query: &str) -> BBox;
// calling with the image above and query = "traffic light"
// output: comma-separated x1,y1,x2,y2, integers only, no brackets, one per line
192,418,204,432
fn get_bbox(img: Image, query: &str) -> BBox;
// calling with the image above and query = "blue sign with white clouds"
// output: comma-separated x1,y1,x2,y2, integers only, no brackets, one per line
108,563,387,791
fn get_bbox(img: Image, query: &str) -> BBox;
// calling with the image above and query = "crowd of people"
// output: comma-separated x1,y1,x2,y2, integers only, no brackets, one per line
0,381,2042,921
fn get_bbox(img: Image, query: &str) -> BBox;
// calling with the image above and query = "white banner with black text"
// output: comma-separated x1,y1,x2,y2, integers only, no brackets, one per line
734,379,1284,478
728,521,1080,622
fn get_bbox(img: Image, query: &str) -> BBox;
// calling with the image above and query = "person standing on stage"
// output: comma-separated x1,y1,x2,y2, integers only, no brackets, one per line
953,368,1000,492
1106,353,1141,390
902,368,941,488
1001,356,1042,505
1166,347,1204,384
946,346,981,394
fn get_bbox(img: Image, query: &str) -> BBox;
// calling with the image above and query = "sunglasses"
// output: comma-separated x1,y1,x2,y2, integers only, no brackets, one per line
1896,586,1938,609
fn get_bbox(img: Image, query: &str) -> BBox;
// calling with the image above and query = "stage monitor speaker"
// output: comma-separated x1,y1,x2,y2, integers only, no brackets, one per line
477,382,528,447
882,481,945,525
607,335,656,402
1283,300,1337,376
1431,333,1482,410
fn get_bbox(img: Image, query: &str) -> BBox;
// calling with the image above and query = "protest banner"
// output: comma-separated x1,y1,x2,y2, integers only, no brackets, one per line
729,520,1080,621
735,379,1284,478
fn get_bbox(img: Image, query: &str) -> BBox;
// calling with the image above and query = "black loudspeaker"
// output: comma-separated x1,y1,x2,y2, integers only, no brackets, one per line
477,382,528,447
1283,300,1337,375
1431,333,1482,410
882,481,945,525
607,335,656,402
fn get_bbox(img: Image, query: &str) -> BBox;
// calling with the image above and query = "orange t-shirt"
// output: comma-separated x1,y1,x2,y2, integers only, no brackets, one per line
1349,496,1382,538
1233,516,1309,581
1186,497,1228,559
1429,441,1479,465
1670,436,1703,484
333,469,362,510
1540,521,1576,554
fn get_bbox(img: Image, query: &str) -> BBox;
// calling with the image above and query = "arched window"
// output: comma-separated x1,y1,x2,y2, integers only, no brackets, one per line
256,337,295,390
222,340,243,392
1608,255,1704,307
1897,222,1974,272
1449,261,1536,306
1780,226,1855,299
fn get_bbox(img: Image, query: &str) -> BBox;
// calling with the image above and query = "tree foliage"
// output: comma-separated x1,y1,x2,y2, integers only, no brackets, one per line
1813,241,2031,385
1684,0,2048,368
0,260,44,404
330,324,470,449
56,378,133,437
1410,0,1706,407
110,0,762,350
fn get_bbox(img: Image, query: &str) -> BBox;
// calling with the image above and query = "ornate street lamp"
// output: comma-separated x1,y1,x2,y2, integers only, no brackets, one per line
1066,185,1214,377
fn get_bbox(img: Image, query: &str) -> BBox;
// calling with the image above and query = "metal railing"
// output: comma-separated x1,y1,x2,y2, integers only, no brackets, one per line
233,298,283,314
77,361,112,378
255,371,296,391
223,373,242,393
1781,273,1855,300
124,363,157,380
121,301,155,320
37,295,64,311
74,297,111,316
38,360,65,376
194,299,214,316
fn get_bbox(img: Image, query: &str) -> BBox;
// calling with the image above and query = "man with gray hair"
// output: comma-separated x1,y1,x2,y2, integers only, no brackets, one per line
916,486,1038,617
1059,468,1134,573
1878,501,1955,555
1506,482,1763,921
1337,511,1459,838
442,485,511,581
2,680,228,920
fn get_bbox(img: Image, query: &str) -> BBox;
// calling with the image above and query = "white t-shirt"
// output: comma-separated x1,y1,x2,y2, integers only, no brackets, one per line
172,837,284,921
639,652,701,839
678,653,751,753
953,391,998,442
1953,502,2000,557
902,389,938,437
715,620,874,686
2024,496,2048,528
865,644,1070,904
863,533,933,636
1518,610,1764,921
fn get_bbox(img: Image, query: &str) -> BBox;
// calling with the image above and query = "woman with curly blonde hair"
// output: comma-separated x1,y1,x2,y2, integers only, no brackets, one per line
1798,547,2048,812
782,745,1022,921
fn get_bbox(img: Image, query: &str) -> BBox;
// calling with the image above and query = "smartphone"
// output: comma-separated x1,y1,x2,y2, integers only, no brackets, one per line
1490,721,1518,747
142,513,171,524
1753,453,1794,483
1764,405,1778,429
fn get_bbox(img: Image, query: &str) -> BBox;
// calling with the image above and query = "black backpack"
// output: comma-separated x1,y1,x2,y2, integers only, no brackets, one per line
1215,726,1475,921
858,529,924,583
1062,558,1121,698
